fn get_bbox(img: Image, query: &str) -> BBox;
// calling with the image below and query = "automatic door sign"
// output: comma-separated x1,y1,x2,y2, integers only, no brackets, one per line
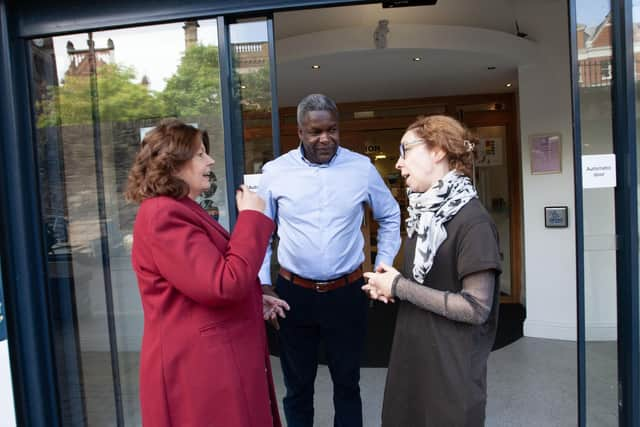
582,154,616,189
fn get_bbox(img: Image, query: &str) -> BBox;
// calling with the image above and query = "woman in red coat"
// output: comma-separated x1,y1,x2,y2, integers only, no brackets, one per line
126,119,288,427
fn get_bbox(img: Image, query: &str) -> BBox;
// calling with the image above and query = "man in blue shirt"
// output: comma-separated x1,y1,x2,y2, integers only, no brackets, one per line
259,94,400,427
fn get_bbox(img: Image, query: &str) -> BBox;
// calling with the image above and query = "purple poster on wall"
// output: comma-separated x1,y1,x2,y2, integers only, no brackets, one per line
530,133,562,174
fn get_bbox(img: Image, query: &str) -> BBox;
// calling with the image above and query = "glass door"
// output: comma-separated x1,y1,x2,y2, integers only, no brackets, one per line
29,19,228,426
575,0,618,425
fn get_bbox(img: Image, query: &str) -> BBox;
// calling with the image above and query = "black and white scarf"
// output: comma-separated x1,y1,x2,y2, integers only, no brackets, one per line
406,170,477,283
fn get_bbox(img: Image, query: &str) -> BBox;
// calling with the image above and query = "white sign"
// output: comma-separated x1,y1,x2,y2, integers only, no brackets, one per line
582,154,616,189
243,173,262,193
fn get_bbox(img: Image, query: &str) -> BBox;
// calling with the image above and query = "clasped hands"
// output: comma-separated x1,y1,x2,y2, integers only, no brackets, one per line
362,262,399,304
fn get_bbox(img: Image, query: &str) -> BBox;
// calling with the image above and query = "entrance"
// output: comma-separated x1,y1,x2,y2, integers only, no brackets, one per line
269,1,582,425
16,0,619,426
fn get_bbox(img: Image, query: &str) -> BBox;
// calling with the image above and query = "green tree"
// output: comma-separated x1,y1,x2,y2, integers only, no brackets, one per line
38,63,165,127
161,44,222,117
237,66,272,112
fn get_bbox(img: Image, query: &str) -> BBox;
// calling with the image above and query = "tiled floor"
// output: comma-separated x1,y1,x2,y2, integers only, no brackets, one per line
80,337,616,426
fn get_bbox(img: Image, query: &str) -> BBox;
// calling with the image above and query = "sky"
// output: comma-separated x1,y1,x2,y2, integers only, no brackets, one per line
52,19,267,92
576,0,640,27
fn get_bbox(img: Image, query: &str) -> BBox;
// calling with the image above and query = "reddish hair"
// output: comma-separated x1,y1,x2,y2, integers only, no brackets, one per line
406,115,476,177
125,119,208,203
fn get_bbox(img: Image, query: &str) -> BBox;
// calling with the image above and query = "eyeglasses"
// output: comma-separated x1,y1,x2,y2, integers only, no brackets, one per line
399,139,425,159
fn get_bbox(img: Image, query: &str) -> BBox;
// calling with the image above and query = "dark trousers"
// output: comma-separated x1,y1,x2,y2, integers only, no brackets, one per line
276,274,368,427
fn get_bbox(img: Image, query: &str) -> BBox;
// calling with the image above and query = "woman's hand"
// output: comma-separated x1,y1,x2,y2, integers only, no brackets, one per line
362,262,400,304
236,185,265,213
262,293,290,330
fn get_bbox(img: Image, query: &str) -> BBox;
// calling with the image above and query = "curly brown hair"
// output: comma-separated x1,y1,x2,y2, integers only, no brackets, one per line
125,119,209,203
406,115,476,177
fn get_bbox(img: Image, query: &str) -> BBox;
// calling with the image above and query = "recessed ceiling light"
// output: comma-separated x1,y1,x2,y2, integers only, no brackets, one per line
240,85,247,89
487,66,496,70
311,64,320,69
505,83,512,87
413,57,422,62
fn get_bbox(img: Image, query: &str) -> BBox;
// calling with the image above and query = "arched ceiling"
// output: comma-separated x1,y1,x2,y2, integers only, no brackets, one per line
273,0,544,106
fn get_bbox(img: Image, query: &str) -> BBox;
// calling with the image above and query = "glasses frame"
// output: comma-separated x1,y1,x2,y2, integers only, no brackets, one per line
399,139,426,159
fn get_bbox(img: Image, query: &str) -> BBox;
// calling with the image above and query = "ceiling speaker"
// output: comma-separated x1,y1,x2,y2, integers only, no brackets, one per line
382,0,438,8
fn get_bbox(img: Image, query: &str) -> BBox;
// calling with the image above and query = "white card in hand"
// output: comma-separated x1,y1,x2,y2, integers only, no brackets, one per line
243,174,261,192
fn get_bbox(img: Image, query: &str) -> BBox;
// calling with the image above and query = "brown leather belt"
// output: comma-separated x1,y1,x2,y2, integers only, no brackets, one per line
279,267,363,293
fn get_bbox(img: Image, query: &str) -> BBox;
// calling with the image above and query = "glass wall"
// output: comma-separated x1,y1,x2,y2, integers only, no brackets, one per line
29,19,226,425
576,1,618,425
229,18,276,174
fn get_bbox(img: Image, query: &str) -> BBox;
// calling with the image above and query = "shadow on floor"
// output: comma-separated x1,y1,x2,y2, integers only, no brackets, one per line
267,302,526,367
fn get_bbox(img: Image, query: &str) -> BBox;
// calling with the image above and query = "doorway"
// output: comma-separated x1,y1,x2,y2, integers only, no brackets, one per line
267,1,580,425
277,94,523,303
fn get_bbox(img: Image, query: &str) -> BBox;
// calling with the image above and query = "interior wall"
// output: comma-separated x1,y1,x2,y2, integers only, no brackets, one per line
516,0,578,340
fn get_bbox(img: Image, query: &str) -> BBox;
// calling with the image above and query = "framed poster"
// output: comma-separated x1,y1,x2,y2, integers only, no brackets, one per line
530,133,562,174
475,137,503,167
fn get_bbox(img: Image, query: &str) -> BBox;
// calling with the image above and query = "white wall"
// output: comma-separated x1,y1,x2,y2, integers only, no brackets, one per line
517,0,578,340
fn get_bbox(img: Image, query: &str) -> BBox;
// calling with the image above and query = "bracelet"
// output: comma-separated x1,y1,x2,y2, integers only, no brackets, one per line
390,274,402,298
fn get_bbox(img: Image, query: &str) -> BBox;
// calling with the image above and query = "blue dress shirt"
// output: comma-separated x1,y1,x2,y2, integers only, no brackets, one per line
258,145,401,284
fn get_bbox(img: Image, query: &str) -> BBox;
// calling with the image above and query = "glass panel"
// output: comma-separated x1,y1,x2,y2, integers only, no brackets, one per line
30,19,226,425
576,1,618,425
470,126,511,297
634,0,640,419
229,19,275,174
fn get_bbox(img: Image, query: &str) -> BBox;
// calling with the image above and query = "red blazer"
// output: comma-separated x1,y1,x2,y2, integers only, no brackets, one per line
131,196,281,427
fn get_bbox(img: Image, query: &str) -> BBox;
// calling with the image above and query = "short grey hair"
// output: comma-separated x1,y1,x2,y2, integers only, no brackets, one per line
296,94,339,127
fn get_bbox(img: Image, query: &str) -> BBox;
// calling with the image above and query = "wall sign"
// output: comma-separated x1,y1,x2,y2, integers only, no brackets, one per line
530,133,562,174
582,154,616,189
364,144,381,153
544,206,568,228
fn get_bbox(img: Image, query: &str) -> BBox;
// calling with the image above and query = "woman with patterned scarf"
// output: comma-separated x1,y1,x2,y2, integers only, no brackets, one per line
363,115,502,427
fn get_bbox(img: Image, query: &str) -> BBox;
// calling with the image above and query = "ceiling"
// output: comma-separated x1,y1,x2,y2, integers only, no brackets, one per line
273,0,542,106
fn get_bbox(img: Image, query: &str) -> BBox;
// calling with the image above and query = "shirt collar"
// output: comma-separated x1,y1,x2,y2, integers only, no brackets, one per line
297,144,341,167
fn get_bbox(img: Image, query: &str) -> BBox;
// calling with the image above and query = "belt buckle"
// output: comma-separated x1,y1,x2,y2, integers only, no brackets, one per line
314,281,330,293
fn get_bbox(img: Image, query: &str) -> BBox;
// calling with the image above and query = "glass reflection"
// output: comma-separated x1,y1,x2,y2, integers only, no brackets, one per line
230,19,275,174
30,19,226,426
576,0,618,425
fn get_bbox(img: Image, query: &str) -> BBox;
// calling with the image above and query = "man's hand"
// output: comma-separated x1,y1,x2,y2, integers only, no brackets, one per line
262,285,280,298
262,285,289,330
